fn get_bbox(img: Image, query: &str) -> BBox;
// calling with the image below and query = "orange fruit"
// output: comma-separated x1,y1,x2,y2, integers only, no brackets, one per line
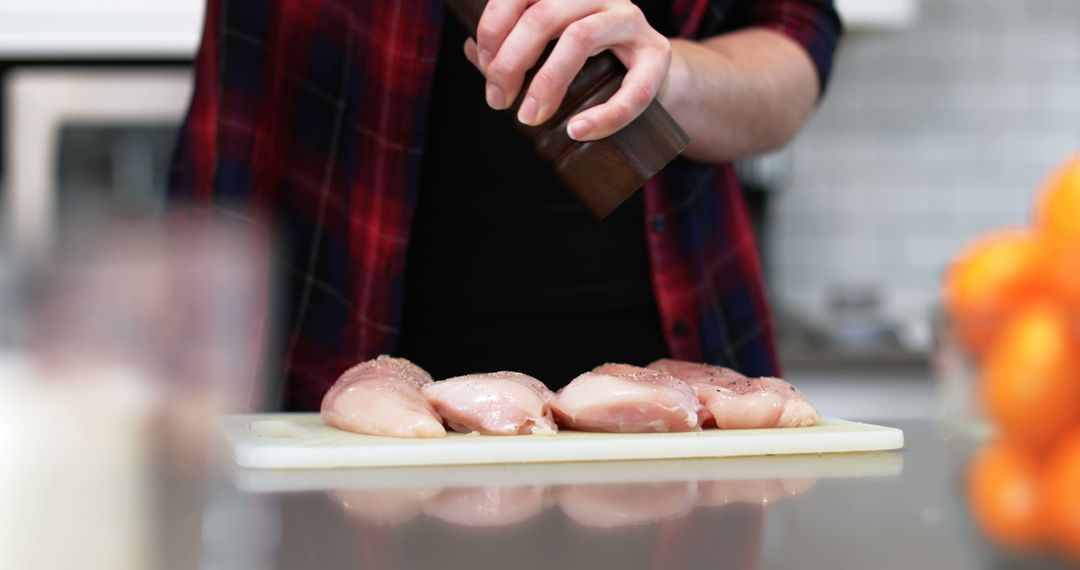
943,228,1043,355
1042,429,1080,561
1032,244,1080,314
968,438,1044,549
1036,153,1080,244
1034,153,1080,305
982,303,1080,448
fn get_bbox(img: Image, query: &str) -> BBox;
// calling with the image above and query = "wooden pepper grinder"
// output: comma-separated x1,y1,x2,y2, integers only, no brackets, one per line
444,0,691,220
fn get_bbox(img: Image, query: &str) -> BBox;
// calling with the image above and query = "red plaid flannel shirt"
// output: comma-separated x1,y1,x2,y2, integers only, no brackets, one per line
170,0,842,410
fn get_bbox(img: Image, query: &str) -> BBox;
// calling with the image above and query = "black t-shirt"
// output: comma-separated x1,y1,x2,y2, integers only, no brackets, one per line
396,1,673,389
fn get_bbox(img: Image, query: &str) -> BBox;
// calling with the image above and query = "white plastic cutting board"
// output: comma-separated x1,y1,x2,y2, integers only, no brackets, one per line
223,413,904,470
229,451,904,493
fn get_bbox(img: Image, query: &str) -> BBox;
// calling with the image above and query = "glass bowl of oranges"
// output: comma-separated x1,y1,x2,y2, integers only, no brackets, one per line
938,153,1080,561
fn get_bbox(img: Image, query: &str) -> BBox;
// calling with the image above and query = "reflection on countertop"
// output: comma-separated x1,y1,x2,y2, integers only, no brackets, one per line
202,422,1077,570
210,452,901,570
241,453,901,530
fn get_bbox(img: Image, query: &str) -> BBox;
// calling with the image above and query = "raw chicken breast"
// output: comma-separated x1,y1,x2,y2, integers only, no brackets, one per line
648,358,748,386
649,358,808,398
591,363,655,376
649,359,819,428
551,364,700,433
698,379,818,429
320,355,446,438
422,371,558,435
558,482,697,527
423,486,547,527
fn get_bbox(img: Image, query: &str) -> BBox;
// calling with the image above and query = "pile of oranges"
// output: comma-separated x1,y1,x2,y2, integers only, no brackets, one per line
944,152,1080,558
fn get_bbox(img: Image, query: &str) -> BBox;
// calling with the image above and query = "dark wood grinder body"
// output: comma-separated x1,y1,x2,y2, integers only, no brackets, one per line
444,0,691,220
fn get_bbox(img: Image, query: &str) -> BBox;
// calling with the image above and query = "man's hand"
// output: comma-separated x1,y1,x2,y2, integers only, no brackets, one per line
462,0,671,141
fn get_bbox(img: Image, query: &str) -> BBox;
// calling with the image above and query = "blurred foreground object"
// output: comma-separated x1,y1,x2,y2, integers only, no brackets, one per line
0,214,270,570
944,152,1080,562
943,152,1080,359
1035,154,1080,309
982,304,1080,450
943,228,1041,356
20,214,271,410
967,438,1043,551
1042,429,1080,561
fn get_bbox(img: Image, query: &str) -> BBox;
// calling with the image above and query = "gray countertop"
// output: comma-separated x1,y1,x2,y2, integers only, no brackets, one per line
200,420,1074,570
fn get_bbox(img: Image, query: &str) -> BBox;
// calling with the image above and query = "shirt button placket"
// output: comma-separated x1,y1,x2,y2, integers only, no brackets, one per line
673,320,690,338
651,215,666,234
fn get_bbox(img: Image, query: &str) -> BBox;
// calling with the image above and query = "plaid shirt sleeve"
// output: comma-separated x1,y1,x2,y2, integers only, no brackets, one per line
673,0,843,91
726,0,844,92
644,0,842,377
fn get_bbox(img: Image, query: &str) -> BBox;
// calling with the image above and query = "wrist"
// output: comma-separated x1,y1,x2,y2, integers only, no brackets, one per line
658,38,695,115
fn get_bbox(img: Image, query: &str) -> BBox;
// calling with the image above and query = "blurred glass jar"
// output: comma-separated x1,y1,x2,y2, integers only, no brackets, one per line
0,212,272,570
931,306,993,437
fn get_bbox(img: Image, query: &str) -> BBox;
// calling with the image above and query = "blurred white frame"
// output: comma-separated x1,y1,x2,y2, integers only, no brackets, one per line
0,0,203,59
3,69,193,254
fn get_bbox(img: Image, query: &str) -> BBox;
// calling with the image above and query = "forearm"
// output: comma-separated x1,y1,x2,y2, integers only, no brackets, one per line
660,29,821,164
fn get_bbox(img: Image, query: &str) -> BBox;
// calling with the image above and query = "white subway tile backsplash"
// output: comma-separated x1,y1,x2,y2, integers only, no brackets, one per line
898,235,951,266
861,82,935,114
1024,0,1080,34
829,235,884,268
975,0,1033,32
1011,33,1080,63
1037,81,1080,114
770,0,1080,331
